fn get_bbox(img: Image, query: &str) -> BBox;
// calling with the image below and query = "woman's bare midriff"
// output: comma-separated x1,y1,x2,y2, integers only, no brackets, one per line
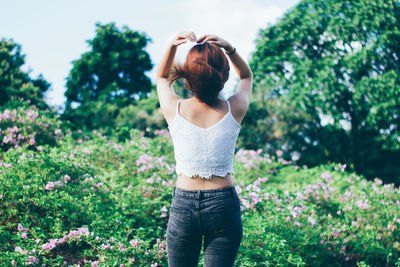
176,173,235,190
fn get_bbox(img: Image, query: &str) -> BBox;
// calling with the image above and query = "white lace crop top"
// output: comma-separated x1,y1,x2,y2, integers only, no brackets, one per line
168,99,241,179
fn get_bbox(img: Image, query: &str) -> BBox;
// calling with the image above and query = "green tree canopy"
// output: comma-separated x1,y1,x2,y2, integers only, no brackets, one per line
63,22,153,130
247,0,400,183
0,38,50,109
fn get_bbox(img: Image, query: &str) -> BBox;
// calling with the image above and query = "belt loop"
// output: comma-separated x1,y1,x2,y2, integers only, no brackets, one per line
172,186,176,197
196,190,201,200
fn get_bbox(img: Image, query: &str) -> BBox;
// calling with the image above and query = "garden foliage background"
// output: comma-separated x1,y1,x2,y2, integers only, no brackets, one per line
1,0,400,266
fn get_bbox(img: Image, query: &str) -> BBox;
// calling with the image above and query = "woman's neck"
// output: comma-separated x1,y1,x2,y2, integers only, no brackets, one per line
189,96,222,108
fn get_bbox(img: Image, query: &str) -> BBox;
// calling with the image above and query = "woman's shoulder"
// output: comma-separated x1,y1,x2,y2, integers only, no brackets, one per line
161,96,181,126
227,94,250,125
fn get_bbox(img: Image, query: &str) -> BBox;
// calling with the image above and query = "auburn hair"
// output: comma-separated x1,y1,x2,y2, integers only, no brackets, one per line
168,42,230,106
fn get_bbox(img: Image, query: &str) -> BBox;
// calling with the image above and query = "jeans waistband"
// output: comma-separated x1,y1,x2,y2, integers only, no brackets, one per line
173,186,236,199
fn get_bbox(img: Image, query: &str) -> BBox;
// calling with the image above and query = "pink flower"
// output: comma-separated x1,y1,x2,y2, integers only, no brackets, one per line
29,138,36,145
2,135,12,144
355,199,370,209
42,238,58,250
45,181,55,191
235,185,242,194
15,246,24,253
130,239,139,247
28,256,39,262
94,182,103,187
308,216,316,226
160,206,168,217
18,223,28,232
321,171,332,182
101,243,110,250
2,109,11,119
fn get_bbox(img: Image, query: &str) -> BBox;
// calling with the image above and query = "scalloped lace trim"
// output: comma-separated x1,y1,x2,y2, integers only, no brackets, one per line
176,166,233,180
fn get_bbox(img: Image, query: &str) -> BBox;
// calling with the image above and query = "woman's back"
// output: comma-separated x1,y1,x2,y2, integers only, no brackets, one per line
168,97,241,181
169,97,242,128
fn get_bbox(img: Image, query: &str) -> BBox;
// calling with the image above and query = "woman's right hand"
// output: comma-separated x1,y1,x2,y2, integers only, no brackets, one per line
197,34,234,54
170,31,197,48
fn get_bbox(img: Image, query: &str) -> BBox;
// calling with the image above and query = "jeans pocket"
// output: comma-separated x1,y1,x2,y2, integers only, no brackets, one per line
210,200,242,237
167,206,192,240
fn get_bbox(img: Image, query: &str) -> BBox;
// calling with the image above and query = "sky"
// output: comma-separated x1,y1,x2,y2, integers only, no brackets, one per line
1,0,300,112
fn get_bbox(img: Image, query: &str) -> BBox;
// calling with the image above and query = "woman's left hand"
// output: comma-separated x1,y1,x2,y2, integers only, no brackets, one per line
170,31,197,47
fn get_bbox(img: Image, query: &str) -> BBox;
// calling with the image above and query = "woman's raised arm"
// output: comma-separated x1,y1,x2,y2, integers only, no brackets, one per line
197,34,253,124
156,31,196,124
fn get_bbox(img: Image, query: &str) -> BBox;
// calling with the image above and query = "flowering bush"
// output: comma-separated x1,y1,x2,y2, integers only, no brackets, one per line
0,99,64,152
0,103,399,266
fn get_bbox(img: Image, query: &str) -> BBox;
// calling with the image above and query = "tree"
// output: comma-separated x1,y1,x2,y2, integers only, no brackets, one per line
248,0,400,183
63,22,153,130
115,86,166,135
0,38,50,109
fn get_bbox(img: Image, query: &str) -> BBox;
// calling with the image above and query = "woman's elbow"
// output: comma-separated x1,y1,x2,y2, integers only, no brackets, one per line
240,71,253,81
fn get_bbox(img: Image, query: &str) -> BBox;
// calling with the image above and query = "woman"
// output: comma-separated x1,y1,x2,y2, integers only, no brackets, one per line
156,31,252,267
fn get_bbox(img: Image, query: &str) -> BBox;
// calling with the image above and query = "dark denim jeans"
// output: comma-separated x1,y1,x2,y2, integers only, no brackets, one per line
166,186,243,267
